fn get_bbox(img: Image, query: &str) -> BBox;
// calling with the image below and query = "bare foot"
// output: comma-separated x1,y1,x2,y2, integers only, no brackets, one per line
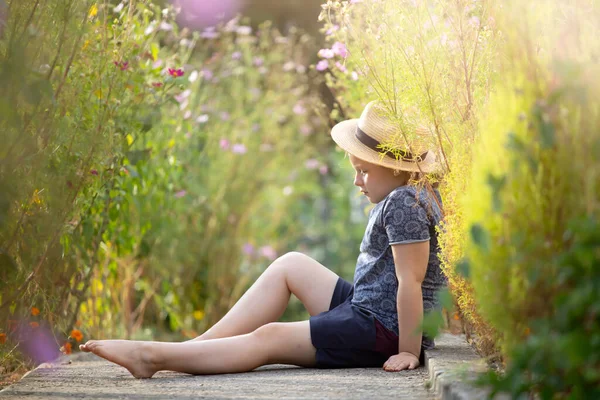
79,340,160,379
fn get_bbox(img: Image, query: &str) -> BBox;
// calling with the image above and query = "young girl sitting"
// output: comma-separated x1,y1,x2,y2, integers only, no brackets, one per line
80,100,446,378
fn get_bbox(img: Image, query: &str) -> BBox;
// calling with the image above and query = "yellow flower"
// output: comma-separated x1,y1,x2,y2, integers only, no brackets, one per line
88,4,98,18
193,310,205,321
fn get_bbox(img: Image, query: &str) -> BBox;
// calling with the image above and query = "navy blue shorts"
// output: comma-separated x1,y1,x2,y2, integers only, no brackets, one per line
309,277,425,368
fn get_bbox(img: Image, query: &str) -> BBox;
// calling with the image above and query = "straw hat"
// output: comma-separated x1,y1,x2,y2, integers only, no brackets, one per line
331,101,439,173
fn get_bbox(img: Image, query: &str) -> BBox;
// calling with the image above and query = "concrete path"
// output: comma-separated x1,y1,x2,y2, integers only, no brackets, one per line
0,352,433,399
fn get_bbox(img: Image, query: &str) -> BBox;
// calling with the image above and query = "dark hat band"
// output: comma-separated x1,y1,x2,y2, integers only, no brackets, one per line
355,126,428,162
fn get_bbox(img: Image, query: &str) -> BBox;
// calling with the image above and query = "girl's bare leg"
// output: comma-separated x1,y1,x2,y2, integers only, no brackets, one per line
80,321,315,378
193,252,339,341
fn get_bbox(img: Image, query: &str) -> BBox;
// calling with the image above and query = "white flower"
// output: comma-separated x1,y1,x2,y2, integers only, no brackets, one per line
189,70,199,83
236,26,252,35
113,3,124,13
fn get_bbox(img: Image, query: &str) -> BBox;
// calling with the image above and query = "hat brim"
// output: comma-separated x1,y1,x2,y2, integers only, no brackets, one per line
331,119,439,173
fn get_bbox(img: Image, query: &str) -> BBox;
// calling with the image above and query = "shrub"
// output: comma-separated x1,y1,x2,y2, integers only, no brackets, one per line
0,0,189,370
462,1,600,396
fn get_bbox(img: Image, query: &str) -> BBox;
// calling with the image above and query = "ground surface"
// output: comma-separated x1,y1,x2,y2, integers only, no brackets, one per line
0,352,434,399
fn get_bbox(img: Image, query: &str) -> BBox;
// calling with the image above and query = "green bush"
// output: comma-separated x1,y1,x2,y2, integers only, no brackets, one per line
461,1,600,396
0,0,190,369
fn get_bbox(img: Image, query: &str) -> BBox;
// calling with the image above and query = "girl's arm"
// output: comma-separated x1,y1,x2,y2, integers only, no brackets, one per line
383,241,429,372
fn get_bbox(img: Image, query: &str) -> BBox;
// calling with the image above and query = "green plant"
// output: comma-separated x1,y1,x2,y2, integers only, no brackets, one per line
461,1,600,396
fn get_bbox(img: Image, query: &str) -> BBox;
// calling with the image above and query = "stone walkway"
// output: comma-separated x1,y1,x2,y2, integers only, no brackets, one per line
0,352,434,399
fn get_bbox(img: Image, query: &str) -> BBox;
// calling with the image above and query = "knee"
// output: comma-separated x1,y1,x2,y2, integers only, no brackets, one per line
267,251,306,274
252,322,285,341
251,323,286,361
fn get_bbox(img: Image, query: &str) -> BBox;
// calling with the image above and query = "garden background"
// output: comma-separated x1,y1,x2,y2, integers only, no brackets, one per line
1,0,598,398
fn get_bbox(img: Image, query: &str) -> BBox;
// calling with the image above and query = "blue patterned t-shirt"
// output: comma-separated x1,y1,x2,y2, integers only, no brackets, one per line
351,185,445,349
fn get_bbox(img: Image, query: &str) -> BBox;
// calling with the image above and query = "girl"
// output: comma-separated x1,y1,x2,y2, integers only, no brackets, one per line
79,101,445,378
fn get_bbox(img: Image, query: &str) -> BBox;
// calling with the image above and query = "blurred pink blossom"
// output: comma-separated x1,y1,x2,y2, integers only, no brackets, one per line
220,111,230,121
172,0,241,29
232,144,247,154
305,159,320,170
319,165,329,175
259,246,277,261
242,243,254,255
316,60,329,71
201,68,213,80
300,125,313,136
220,139,230,150
175,190,187,198
232,51,242,60
197,114,209,123
253,57,264,67
200,27,219,39
331,42,348,58
335,61,347,73
325,24,339,36
293,103,306,115
317,48,335,59
168,68,184,77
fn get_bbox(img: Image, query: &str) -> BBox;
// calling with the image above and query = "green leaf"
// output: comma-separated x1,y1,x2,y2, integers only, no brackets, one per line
470,223,490,252
455,258,471,279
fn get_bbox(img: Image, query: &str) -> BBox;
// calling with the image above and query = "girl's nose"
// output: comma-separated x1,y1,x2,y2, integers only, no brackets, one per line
354,174,362,187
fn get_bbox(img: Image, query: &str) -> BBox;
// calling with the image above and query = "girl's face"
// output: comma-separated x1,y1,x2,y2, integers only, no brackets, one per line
349,154,407,203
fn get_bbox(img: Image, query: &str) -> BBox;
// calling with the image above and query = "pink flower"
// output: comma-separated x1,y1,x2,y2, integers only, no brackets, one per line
242,243,254,255
113,61,129,71
259,246,277,261
331,42,348,58
174,190,187,198
317,48,335,59
90,169,99,176
300,125,312,136
201,28,219,39
304,159,320,170
325,24,339,36
316,60,329,71
201,68,213,80
152,82,163,88
232,51,242,60
232,144,247,154
253,57,264,66
168,68,184,77
219,139,230,150
319,165,329,175
293,103,306,115
335,62,347,73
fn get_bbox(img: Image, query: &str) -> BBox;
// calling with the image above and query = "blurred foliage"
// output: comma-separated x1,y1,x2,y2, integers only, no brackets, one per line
318,0,500,354
0,0,364,373
462,1,600,397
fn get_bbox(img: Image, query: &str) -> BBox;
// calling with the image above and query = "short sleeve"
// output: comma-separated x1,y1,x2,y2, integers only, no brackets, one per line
382,187,431,245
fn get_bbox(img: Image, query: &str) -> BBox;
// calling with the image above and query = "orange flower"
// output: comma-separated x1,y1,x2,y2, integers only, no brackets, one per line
0,333,6,344
453,313,460,321
29,321,39,329
31,307,40,316
61,342,72,355
70,329,83,342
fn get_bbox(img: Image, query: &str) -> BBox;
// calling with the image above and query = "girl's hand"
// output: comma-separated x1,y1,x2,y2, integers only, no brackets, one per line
383,352,419,372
